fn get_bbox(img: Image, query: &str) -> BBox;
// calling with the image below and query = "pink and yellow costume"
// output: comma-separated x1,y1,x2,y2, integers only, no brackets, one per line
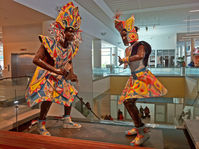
119,42,168,104
115,14,167,146
115,15,167,104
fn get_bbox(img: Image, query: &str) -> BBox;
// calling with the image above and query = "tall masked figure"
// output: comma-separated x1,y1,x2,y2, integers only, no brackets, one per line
115,14,167,146
25,2,82,136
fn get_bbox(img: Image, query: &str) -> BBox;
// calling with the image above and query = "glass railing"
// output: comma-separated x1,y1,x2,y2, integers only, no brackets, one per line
90,92,199,128
89,75,199,128
1,72,199,131
0,76,37,130
185,67,199,76
93,67,199,80
0,76,100,131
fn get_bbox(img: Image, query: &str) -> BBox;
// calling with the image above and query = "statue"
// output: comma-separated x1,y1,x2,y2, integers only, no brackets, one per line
25,2,82,136
114,14,167,146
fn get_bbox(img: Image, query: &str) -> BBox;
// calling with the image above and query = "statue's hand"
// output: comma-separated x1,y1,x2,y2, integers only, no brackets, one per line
118,56,123,66
55,68,68,77
67,73,78,82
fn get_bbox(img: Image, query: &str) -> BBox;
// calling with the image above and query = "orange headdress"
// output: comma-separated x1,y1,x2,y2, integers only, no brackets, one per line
115,15,138,44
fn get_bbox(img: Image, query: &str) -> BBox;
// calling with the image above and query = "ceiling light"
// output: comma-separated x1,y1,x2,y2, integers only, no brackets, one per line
184,18,199,22
101,32,107,36
117,42,121,45
189,10,199,13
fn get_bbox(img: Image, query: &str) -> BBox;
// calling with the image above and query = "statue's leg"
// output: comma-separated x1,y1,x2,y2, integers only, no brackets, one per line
124,98,144,127
39,101,52,120
124,99,149,146
38,101,52,136
62,105,81,128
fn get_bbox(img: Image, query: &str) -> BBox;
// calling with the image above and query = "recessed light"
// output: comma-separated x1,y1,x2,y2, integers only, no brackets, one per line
189,10,199,13
184,18,199,21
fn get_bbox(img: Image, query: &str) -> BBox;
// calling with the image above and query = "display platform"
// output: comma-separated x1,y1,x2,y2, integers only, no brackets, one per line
185,119,199,149
0,130,152,149
27,120,163,149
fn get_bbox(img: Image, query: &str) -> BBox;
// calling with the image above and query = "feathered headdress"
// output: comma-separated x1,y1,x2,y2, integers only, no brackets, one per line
49,2,81,42
115,15,138,44
49,2,82,59
55,2,81,30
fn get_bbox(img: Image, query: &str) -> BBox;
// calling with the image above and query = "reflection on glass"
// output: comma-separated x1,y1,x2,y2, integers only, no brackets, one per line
93,93,199,128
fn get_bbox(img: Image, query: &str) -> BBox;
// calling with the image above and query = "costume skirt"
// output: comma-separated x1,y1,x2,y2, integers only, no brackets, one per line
25,67,78,107
119,68,167,104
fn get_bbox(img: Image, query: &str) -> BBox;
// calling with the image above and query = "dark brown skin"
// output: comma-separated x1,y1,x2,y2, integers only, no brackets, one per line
33,27,77,81
120,29,129,46
118,30,145,65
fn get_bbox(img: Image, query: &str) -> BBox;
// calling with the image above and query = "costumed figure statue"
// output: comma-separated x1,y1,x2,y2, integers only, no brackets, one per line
25,2,82,136
114,14,167,146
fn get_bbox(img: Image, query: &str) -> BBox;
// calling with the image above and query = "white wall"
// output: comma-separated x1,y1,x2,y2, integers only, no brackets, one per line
141,33,176,50
93,77,110,98
139,27,177,50
73,32,93,106
42,20,53,36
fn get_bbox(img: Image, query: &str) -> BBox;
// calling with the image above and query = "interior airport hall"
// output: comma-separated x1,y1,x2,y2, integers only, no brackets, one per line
0,0,199,148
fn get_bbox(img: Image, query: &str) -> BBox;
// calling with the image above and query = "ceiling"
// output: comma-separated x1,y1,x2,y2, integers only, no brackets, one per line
1,0,199,45
1,0,198,29
74,0,199,31
0,0,52,27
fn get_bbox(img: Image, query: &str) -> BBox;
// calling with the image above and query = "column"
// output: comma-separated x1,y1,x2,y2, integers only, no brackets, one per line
112,47,118,67
93,39,101,68
191,38,195,62
155,49,157,68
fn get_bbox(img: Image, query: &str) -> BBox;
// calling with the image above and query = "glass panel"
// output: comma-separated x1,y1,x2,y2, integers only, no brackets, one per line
0,76,37,130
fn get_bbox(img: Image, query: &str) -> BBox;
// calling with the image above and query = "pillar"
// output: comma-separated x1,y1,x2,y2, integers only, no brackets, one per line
191,38,195,62
93,39,101,68
112,47,118,67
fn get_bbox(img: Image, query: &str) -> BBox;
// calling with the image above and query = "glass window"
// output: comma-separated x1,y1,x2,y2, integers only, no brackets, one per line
101,48,111,68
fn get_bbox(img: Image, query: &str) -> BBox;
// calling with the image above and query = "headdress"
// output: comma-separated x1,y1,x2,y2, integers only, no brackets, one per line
55,2,81,30
115,15,138,44
48,2,82,59
49,2,81,42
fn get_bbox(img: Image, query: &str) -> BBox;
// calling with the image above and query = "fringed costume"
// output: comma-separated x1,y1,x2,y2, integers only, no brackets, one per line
25,2,82,136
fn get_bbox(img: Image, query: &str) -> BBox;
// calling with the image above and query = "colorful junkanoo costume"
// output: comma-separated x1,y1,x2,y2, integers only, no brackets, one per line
25,2,82,136
26,34,79,107
115,14,167,146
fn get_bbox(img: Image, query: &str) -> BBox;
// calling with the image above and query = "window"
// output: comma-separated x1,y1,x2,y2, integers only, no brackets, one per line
101,48,111,68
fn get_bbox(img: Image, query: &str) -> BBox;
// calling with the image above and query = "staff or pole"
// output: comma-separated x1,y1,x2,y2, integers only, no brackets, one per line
76,95,101,120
